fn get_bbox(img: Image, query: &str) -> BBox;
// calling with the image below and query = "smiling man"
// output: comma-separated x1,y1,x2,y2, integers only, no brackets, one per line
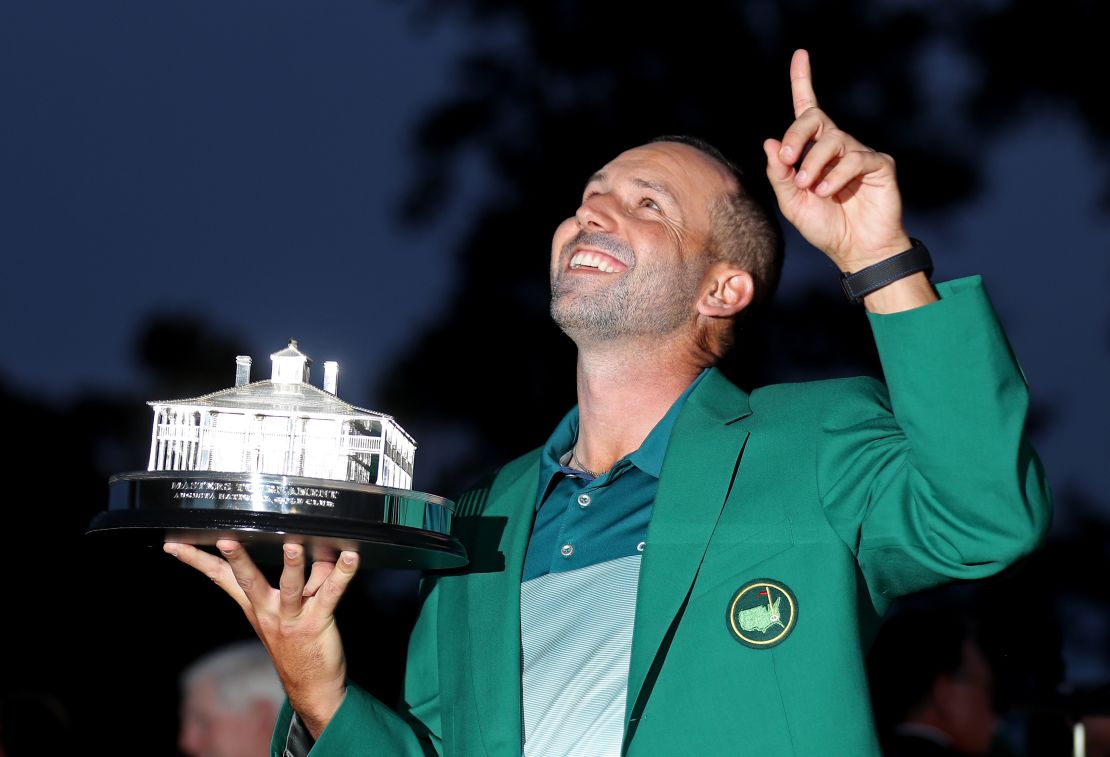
166,50,1052,756
549,138,779,359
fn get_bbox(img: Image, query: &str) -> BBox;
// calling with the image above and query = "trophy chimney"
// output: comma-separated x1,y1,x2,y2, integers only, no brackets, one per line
323,361,339,395
235,356,252,387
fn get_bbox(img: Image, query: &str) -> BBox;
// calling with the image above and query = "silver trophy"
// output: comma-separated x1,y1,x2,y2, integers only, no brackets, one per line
86,340,467,569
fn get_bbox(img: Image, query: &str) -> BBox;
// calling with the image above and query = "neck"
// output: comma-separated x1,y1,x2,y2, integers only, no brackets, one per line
572,334,707,474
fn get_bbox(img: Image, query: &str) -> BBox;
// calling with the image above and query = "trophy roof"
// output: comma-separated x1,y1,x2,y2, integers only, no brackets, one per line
148,380,413,441
270,339,310,361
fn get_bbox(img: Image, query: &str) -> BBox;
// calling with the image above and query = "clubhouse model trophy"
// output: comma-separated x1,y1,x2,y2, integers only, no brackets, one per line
86,340,467,569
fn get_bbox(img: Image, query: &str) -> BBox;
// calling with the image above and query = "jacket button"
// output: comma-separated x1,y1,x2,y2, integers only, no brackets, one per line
560,544,574,557
577,494,591,508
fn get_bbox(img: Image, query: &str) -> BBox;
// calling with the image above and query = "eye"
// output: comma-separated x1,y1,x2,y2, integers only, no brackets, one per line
639,197,661,211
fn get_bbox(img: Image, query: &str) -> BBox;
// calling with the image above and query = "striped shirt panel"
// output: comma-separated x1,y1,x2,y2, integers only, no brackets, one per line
521,554,642,757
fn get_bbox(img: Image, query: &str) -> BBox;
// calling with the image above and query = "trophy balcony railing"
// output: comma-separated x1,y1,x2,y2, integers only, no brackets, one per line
154,424,202,443
154,425,385,453
153,428,388,477
342,435,382,453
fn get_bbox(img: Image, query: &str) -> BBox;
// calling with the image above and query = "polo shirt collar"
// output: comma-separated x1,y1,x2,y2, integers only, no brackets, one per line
537,368,711,501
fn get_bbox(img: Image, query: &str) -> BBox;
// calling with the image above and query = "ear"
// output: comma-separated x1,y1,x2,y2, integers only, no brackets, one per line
697,264,754,318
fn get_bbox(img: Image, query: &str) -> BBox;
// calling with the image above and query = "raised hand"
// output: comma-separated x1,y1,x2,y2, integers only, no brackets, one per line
763,49,913,273
164,539,358,738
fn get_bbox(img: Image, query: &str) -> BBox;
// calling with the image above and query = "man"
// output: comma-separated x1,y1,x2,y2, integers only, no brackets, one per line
178,640,286,757
165,50,1051,755
867,608,999,756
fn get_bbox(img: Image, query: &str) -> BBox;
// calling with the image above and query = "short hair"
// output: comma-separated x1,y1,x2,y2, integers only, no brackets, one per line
649,135,784,309
180,640,285,713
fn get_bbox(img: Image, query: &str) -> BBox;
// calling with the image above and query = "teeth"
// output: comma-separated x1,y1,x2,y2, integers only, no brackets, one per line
570,252,620,273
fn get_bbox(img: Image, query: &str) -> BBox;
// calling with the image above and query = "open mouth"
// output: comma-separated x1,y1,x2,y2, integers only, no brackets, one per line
568,250,627,273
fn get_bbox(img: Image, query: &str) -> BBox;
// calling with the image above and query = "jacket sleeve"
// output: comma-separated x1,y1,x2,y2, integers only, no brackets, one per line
270,575,444,757
816,276,1053,613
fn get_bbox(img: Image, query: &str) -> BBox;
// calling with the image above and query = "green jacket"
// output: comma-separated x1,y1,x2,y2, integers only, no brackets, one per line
274,276,1052,756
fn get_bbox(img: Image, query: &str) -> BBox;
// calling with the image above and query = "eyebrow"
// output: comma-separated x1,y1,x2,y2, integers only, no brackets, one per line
632,178,675,204
584,172,677,205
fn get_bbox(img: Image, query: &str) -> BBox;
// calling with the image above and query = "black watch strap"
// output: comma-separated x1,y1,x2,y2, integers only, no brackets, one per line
840,239,933,303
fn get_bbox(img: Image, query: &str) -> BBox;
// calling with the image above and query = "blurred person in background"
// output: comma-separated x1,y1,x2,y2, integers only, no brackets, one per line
178,639,285,757
868,607,998,756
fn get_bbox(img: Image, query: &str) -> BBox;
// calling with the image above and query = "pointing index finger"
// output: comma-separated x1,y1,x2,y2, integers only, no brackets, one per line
790,49,818,118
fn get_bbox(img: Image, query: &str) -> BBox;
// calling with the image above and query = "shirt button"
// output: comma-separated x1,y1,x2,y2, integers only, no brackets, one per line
636,541,645,552
577,493,591,508
560,544,574,557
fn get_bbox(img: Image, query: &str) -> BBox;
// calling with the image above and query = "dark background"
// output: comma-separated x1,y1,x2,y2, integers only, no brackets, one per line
1,1,1107,753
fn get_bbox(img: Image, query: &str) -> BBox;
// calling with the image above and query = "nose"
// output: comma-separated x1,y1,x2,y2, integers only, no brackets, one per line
575,192,617,231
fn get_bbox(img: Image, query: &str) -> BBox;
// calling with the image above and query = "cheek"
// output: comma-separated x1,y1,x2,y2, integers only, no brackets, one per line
640,218,696,267
649,210,692,251
635,228,691,274
552,218,578,257
210,715,256,752
663,222,686,252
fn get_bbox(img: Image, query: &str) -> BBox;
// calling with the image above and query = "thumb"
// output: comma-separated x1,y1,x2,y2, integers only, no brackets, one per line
763,138,799,207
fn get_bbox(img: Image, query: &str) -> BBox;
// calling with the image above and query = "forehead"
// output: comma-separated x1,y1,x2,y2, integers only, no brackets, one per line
591,142,735,198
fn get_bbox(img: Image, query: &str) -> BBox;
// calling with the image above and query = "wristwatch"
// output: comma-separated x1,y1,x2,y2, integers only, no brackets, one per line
840,239,933,303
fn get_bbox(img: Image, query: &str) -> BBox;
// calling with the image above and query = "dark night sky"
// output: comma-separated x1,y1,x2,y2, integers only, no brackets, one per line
1,1,476,402
2,0,1109,690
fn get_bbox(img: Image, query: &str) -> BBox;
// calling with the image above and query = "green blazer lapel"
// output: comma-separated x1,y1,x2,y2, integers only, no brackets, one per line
624,369,752,737
464,452,540,756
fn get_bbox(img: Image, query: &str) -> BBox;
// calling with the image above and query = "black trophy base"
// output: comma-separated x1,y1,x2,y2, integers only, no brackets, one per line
88,471,468,570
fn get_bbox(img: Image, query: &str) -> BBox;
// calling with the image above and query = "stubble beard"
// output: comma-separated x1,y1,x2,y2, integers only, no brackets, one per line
550,234,702,343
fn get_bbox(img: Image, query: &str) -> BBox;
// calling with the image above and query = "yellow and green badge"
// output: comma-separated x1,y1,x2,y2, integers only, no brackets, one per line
725,578,797,649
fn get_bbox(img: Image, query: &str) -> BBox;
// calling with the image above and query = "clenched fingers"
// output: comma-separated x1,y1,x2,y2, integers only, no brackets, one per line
812,149,892,198
779,106,835,167
793,128,867,191
764,138,801,208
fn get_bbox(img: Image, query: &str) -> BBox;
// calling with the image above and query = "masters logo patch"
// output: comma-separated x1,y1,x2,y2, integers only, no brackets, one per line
726,578,797,648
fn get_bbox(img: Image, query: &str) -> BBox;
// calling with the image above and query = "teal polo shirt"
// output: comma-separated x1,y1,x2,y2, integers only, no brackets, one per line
520,369,708,756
